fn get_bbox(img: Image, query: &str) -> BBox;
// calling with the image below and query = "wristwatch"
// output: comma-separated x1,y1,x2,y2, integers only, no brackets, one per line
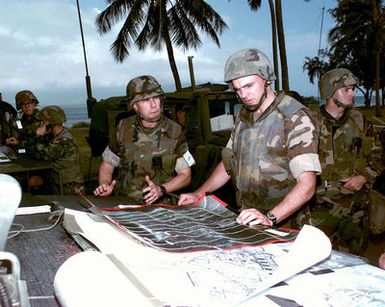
159,185,167,195
266,212,277,226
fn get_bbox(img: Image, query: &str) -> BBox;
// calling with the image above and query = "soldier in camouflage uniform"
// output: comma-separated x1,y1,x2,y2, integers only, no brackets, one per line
6,90,47,153
94,75,194,204
33,105,84,195
310,68,378,255
178,48,321,229
0,94,18,145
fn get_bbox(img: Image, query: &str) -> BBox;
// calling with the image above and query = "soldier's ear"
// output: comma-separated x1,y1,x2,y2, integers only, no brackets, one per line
132,103,139,113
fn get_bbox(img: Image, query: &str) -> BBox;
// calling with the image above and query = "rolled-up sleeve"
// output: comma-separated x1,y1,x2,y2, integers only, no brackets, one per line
102,146,120,167
287,110,321,179
289,153,321,179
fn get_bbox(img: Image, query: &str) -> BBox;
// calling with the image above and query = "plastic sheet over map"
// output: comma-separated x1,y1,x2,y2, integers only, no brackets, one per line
94,195,298,252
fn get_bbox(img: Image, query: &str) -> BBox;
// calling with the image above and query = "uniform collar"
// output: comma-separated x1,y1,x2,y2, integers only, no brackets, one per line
321,105,349,126
239,91,285,125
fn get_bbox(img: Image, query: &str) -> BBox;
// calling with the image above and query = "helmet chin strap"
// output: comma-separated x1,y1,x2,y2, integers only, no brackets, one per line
242,81,270,112
333,98,354,109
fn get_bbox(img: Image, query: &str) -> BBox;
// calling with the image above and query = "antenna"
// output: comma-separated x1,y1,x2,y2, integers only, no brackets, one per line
318,0,326,57
76,0,96,118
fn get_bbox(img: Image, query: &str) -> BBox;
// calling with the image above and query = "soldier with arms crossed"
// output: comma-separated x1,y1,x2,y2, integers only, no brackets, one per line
94,75,194,204
311,68,379,255
178,48,321,228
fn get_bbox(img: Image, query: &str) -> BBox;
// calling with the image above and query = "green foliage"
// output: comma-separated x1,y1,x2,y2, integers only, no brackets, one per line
72,121,90,128
302,96,320,108
303,0,385,104
95,0,228,91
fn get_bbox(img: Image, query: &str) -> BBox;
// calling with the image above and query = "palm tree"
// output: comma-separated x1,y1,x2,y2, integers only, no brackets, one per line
243,1,310,91
274,0,289,90
245,0,280,90
95,0,228,91
303,53,330,85
328,0,385,115
268,0,280,90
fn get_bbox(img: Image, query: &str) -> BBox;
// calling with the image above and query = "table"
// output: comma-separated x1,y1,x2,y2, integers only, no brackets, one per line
0,157,63,195
4,194,128,307
4,194,385,307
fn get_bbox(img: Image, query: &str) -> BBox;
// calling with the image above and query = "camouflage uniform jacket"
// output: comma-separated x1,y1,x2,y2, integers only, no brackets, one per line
222,92,321,214
0,100,17,145
312,106,376,202
35,128,84,185
106,115,189,199
17,111,50,153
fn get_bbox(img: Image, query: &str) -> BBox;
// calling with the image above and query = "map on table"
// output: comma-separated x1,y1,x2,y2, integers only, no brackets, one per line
93,195,298,252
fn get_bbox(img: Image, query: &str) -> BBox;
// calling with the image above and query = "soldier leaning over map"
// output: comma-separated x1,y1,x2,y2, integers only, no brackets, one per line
178,48,321,229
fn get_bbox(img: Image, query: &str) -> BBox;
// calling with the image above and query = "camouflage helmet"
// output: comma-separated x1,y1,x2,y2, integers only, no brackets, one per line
224,48,276,83
36,105,67,124
15,90,39,110
126,75,164,107
319,68,358,100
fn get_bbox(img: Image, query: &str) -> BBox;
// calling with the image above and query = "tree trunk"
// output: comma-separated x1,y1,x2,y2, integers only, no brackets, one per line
161,7,182,92
275,0,289,90
375,51,382,116
268,0,280,91
164,37,182,92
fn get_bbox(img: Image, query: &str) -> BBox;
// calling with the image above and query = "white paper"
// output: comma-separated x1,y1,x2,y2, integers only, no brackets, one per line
56,210,332,306
236,224,332,305
16,205,51,215
54,251,160,307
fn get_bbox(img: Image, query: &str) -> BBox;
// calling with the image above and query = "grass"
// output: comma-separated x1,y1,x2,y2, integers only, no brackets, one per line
69,127,101,191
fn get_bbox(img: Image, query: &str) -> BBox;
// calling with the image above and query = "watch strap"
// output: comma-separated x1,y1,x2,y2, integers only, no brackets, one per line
266,212,277,226
160,185,167,195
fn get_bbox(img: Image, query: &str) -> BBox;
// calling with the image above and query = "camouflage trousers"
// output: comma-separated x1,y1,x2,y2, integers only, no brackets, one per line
310,193,369,256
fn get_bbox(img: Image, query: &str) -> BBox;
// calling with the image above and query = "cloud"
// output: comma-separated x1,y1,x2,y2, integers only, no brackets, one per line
0,0,335,106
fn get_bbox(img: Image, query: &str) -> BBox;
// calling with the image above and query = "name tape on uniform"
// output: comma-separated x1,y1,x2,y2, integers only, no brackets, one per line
183,151,196,167
16,120,23,129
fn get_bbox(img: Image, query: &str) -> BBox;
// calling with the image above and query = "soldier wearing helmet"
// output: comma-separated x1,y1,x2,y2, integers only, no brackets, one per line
319,68,358,108
31,105,84,195
94,75,194,204
310,68,381,255
15,90,39,110
179,48,321,230
6,90,42,150
0,94,17,146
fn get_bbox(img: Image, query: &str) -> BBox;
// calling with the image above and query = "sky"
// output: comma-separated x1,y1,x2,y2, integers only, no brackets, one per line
0,0,337,108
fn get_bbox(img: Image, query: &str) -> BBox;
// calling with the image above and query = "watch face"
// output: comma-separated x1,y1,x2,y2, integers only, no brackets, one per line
267,212,276,224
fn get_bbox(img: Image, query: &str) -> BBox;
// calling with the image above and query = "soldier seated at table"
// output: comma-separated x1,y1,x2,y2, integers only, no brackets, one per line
4,90,48,190
31,105,84,195
5,90,49,151
0,93,18,146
